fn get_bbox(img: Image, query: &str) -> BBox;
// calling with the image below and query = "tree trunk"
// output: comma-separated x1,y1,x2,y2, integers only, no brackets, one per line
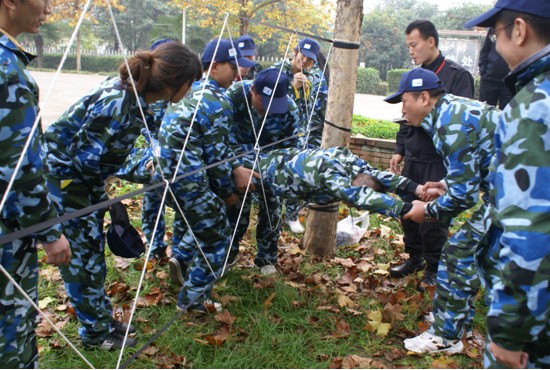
76,31,81,72
304,0,363,258
34,34,44,68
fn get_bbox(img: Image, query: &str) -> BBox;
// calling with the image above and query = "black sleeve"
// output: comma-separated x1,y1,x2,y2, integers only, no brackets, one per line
395,124,408,156
478,29,492,77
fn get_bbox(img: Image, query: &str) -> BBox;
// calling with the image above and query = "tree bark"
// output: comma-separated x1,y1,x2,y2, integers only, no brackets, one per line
304,0,363,258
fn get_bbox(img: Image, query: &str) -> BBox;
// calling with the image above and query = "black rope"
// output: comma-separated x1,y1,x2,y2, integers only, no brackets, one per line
308,202,340,213
325,120,352,133
333,39,360,50
0,125,327,246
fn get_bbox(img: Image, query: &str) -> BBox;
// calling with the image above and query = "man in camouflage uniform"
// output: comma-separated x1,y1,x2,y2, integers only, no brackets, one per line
271,38,321,233
224,67,301,275
0,0,71,367
465,1,550,367
256,146,421,218
116,101,186,260
384,68,501,354
161,38,255,311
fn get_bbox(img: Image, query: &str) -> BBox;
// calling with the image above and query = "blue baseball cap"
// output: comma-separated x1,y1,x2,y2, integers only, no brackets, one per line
464,0,550,28
298,38,320,62
201,38,256,68
237,35,256,57
253,68,289,114
150,38,174,51
384,68,444,104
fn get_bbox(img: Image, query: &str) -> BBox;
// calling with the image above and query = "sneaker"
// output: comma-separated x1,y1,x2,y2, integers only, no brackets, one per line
417,270,437,292
84,331,137,350
260,264,277,276
286,219,305,234
111,319,136,335
423,312,435,323
404,331,464,354
168,257,186,285
177,299,223,314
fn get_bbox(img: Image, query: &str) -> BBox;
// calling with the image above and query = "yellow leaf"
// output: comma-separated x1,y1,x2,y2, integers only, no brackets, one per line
38,297,55,309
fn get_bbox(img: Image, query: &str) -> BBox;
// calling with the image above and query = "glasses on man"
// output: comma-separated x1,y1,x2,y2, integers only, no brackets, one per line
489,23,514,43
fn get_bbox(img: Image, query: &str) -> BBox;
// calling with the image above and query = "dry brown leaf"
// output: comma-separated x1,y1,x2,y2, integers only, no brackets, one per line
430,357,459,369
113,255,130,270
341,355,388,369
331,319,350,338
263,293,276,308
337,294,356,308
214,310,236,325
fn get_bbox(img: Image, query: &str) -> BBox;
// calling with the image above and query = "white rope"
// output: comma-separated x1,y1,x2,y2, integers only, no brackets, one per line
0,262,95,368
0,0,98,366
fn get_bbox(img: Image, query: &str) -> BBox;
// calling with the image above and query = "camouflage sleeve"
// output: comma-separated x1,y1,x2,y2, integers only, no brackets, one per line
486,89,550,350
284,101,301,149
0,69,61,243
426,123,481,223
223,83,246,169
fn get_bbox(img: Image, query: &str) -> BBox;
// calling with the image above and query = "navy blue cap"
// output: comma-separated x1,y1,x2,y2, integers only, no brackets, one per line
384,68,444,104
464,0,550,28
253,68,289,114
237,35,256,57
298,38,320,62
150,38,174,51
201,38,256,68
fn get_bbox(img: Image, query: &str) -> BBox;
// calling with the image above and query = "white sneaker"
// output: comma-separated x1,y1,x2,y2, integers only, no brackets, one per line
260,264,277,276
177,299,223,314
404,331,464,354
423,312,435,323
286,219,305,233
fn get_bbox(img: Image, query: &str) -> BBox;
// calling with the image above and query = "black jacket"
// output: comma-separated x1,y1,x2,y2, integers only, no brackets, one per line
479,28,510,82
395,53,474,179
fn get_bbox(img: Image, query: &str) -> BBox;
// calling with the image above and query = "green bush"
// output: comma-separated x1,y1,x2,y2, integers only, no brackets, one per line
32,54,124,73
386,68,409,94
375,81,388,96
355,67,380,95
351,114,398,139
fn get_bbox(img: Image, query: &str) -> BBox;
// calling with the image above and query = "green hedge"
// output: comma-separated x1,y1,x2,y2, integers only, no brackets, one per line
31,54,124,73
355,67,380,95
386,68,409,94
351,115,398,139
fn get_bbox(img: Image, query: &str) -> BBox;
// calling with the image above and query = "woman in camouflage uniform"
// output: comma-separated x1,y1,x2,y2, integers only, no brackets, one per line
43,41,202,350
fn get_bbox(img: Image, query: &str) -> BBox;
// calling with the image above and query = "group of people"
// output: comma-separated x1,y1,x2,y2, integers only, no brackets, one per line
383,2,549,368
0,0,548,369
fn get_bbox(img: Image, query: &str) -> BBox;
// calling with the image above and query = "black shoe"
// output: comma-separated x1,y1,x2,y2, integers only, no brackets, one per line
112,319,136,334
417,270,437,292
389,258,425,278
83,331,137,350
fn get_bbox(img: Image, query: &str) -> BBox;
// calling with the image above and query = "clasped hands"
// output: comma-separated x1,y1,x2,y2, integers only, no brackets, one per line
404,181,447,223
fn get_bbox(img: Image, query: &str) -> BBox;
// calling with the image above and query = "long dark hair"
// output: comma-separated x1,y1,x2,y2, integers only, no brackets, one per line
316,50,330,86
119,42,202,94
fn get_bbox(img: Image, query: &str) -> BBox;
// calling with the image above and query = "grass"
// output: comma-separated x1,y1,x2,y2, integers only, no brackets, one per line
36,192,486,368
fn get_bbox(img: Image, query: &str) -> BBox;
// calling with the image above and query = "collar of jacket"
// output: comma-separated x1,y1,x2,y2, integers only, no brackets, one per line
423,51,445,73
0,28,36,64
421,93,448,135
504,44,550,95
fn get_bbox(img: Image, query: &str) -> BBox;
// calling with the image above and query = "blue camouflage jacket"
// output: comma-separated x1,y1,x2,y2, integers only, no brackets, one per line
158,77,234,199
421,94,500,223
487,45,550,350
0,33,61,242
224,80,301,162
44,76,149,187
258,147,418,218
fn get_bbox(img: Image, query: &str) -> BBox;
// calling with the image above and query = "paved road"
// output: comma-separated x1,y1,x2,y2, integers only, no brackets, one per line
32,70,403,128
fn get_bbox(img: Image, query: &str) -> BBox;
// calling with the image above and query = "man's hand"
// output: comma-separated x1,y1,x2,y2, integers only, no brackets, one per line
232,166,260,193
42,234,71,266
389,154,403,174
403,200,426,223
145,159,154,172
489,342,528,369
421,181,446,200
224,193,240,207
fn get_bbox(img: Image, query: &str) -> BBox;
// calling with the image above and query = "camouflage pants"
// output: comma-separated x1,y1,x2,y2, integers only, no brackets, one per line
429,203,488,340
47,177,114,345
167,182,231,306
284,199,304,222
228,183,282,268
0,233,39,369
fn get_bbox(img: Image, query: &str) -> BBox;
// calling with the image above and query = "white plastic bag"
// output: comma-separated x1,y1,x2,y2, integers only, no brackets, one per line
335,212,370,247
